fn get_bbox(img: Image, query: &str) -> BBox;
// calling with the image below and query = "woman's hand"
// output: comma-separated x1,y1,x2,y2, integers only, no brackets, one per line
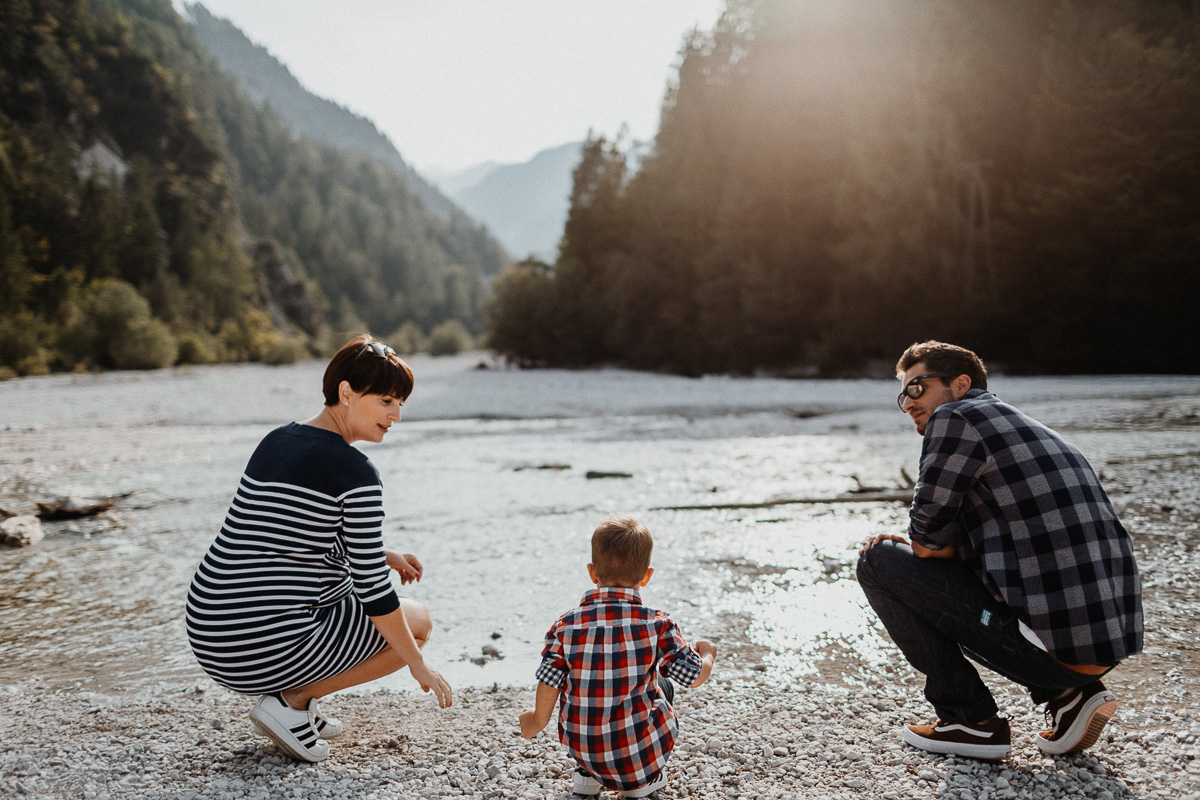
386,550,423,584
409,660,452,708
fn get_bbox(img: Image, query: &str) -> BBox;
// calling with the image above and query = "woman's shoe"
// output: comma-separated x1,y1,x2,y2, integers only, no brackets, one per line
308,698,344,739
249,693,330,762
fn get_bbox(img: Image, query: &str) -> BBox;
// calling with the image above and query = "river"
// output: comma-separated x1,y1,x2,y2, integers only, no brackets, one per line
2,355,1198,698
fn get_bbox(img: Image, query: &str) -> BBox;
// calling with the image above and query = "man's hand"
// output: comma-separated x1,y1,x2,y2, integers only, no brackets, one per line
386,551,423,584
859,533,910,555
694,640,717,661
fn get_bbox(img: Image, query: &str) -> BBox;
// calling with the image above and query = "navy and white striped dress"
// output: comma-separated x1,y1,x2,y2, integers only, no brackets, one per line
185,422,400,695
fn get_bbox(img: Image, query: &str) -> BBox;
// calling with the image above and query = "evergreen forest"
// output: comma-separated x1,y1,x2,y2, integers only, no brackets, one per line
0,0,505,376
488,0,1200,375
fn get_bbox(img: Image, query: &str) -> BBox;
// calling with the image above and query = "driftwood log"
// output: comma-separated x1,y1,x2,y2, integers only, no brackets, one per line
652,490,912,512
36,497,115,520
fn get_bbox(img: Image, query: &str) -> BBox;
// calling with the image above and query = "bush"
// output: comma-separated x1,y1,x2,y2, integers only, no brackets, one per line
259,336,306,365
0,311,56,376
110,318,179,370
426,319,473,356
176,331,219,365
387,320,425,355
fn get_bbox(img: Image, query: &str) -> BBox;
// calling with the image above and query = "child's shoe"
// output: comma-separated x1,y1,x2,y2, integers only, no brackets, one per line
619,772,667,798
572,768,602,796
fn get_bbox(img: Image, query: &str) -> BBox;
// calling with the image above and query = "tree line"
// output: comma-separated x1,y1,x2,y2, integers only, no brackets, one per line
488,0,1200,375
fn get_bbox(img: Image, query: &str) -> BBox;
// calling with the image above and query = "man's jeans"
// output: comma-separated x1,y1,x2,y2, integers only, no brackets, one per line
857,539,1107,724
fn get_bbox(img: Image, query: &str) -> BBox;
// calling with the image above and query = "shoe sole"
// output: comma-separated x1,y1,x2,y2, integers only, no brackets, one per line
619,775,668,797
1037,693,1117,755
249,709,329,762
902,728,1011,760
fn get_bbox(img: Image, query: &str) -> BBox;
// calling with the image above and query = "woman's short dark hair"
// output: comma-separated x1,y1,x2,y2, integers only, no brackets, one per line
322,334,414,406
896,341,988,391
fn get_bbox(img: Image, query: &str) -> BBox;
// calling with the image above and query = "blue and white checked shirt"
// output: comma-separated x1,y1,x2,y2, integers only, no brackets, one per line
909,389,1143,666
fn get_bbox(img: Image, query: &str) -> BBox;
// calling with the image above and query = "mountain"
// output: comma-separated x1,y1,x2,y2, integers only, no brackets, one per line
0,0,507,377
426,161,501,197
437,142,583,262
187,3,466,226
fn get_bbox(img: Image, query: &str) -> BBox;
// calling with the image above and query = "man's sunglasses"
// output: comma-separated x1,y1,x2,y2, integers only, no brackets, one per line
354,341,397,361
896,373,952,410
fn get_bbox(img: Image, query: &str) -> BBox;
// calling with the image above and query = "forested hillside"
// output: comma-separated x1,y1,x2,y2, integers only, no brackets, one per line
488,0,1200,375
0,0,502,376
186,4,471,227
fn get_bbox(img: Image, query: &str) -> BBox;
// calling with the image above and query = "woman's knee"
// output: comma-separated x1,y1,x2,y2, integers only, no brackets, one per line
401,598,433,643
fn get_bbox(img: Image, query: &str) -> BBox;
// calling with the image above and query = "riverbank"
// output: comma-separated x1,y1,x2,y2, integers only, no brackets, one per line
2,359,1199,798
2,667,1197,800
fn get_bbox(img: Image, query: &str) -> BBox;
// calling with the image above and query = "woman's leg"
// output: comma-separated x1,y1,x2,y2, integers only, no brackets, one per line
282,598,432,709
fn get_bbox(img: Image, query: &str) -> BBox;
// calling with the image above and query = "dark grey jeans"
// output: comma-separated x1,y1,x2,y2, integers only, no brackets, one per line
856,539,1108,724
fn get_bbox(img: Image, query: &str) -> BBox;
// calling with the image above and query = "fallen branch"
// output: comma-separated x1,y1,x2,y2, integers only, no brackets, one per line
652,490,912,511
36,497,115,520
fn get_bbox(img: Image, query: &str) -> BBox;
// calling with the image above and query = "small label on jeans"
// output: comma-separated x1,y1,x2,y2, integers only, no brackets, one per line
980,610,993,626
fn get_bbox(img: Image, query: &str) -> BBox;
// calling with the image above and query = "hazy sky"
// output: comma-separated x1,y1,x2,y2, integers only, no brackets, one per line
190,1,725,174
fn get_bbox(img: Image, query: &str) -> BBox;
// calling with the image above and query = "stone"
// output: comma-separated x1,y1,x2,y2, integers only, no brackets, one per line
1,515,43,547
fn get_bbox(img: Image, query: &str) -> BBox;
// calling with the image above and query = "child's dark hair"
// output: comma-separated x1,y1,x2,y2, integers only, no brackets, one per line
322,334,414,405
591,514,653,586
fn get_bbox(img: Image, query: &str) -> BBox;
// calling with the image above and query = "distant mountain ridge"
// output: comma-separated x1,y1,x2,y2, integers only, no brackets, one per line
187,3,465,226
436,142,583,262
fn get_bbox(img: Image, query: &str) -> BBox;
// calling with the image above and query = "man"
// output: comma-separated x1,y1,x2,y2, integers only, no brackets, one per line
857,341,1142,760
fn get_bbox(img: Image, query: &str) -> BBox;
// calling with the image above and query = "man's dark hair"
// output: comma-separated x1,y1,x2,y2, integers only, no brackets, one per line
896,341,988,391
591,514,653,586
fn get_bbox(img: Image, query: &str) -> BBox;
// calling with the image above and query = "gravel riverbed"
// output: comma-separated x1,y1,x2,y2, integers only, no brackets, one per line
3,669,1198,800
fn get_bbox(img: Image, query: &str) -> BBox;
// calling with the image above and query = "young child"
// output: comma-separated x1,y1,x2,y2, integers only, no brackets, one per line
519,514,717,797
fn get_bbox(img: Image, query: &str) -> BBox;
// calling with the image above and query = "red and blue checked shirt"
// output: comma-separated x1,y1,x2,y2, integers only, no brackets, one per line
535,587,703,791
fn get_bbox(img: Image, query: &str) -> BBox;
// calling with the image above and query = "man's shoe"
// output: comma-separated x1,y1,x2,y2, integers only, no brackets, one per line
308,698,343,740
249,693,330,762
618,772,668,797
903,716,1012,760
572,768,602,796
1036,680,1117,755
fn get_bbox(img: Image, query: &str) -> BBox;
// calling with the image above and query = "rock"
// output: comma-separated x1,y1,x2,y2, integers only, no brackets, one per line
482,645,503,659
1,515,43,547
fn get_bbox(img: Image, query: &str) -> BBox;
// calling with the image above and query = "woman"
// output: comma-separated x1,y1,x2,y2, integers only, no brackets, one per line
185,335,451,762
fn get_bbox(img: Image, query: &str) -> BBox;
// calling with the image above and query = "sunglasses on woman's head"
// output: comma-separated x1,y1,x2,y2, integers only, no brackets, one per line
896,373,952,410
355,341,397,360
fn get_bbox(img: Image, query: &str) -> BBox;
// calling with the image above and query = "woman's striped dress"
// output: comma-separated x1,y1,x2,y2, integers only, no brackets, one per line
185,423,400,695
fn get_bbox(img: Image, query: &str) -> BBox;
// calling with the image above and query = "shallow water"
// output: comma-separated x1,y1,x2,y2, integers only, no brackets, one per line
2,356,1198,695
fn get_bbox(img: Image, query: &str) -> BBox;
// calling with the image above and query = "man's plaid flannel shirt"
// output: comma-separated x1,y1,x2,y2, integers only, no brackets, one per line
910,389,1143,666
535,587,703,791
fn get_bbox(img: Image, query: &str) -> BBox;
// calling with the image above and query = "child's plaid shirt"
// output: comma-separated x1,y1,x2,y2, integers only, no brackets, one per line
535,587,703,791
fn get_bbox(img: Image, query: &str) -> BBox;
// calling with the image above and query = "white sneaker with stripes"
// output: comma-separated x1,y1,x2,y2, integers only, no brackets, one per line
249,693,330,762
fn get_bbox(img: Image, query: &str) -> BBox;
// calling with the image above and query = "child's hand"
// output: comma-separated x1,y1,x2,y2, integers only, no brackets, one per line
695,639,718,661
518,708,541,739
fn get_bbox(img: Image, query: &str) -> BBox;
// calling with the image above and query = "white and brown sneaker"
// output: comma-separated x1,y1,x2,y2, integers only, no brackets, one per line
903,716,1012,760
1036,680,1117,755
